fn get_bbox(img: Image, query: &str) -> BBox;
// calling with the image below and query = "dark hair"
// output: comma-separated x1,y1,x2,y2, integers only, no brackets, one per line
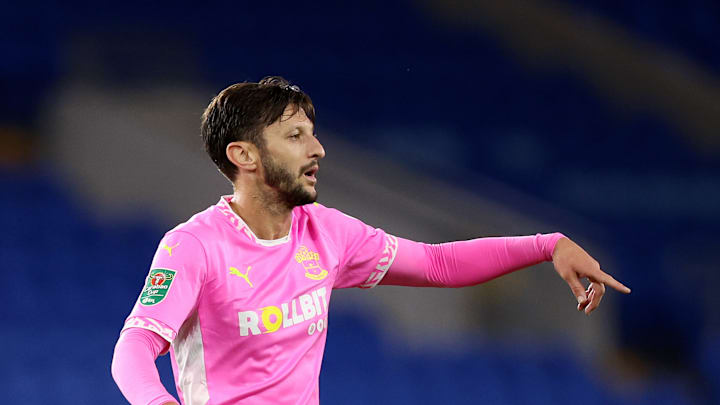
201,76,316,181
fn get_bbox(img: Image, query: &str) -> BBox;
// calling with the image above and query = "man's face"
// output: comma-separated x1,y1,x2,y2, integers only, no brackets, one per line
259,105,325,208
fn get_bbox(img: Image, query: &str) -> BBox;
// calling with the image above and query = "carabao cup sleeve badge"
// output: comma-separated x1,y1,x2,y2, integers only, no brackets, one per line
140,268,177,306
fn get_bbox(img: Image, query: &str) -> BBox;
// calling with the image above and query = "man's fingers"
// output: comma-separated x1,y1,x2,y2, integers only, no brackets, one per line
582,289,595,313
564,272,588,307
577,285,592,311
584,283,605,315
598,272,631,294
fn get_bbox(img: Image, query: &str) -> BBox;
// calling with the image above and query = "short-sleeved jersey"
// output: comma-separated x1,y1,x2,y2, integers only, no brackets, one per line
122,196,399,405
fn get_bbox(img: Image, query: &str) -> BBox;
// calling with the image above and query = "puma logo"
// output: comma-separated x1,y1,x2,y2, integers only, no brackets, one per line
229,266,253,288
161,242,180,256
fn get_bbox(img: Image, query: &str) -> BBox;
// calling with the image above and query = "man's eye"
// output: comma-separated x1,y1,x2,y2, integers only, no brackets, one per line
289,133,300,139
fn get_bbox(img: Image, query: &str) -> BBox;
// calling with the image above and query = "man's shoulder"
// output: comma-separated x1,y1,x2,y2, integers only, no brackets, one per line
298,202,365,230
299,202,344,221
165,204,220,241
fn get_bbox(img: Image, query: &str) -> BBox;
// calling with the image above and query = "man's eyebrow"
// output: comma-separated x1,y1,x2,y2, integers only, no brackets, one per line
291,124,314,133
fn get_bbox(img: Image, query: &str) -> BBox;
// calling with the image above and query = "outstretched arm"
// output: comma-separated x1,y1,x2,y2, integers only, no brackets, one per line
380,234,630,315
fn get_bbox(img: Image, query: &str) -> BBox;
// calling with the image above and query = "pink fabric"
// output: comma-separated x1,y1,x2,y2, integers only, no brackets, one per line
112,328,178,405
118,197,399,405
381,233,565,287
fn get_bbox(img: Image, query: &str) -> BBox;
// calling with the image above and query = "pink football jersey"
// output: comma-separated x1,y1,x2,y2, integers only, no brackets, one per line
122,196,399,404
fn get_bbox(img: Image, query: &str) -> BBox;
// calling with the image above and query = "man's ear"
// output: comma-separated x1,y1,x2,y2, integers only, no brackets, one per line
226,141,259,172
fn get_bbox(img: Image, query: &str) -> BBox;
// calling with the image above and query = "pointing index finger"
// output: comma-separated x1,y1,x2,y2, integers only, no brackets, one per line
600,271,631,294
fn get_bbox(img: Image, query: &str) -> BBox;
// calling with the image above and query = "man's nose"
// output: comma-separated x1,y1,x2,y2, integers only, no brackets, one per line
309,135,326,160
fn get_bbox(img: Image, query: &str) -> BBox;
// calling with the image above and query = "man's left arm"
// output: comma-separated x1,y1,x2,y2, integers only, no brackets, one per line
380,234,631,315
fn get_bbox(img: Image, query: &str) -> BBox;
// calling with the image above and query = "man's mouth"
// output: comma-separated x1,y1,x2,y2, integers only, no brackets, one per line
303,166,319,182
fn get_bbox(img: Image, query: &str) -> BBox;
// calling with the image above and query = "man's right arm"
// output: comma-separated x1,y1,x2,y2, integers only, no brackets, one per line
111,328,179,405
113,230,207,404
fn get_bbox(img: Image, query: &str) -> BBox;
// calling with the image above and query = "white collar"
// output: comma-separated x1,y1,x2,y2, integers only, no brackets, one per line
216,196,293,247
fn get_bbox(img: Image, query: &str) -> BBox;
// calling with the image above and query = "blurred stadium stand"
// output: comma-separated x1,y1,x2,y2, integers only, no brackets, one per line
2,0,719,404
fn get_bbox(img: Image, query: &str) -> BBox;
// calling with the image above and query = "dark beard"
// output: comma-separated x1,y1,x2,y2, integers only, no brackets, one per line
261,152,317,209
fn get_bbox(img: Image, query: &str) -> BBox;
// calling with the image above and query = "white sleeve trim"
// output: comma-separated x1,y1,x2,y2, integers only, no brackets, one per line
122,316,177,343
359,235,399,289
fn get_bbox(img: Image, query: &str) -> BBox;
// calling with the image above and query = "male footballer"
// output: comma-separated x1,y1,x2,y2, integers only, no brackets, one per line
111,76,631,405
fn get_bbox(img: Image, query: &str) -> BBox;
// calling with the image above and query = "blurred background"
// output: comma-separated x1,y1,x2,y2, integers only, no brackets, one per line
1,0,719,404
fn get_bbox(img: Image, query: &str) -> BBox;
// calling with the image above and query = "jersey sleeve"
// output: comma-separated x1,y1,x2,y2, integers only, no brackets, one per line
324,208,399,289
122,230,206,344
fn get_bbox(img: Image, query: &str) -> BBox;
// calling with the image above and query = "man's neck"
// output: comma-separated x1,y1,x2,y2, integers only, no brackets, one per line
229,188,293,241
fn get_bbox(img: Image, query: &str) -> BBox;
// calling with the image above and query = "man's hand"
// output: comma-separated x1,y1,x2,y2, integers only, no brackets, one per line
552,237,631,315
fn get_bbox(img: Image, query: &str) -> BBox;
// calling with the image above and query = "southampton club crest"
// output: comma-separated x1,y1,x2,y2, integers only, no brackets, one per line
140,268,176,306
295,246,328,281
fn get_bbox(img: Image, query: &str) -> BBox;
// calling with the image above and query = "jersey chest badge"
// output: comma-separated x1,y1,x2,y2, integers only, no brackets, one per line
294,246,328,281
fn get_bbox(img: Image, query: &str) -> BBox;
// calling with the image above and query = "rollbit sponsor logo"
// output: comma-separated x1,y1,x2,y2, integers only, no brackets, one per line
238,286,328,337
